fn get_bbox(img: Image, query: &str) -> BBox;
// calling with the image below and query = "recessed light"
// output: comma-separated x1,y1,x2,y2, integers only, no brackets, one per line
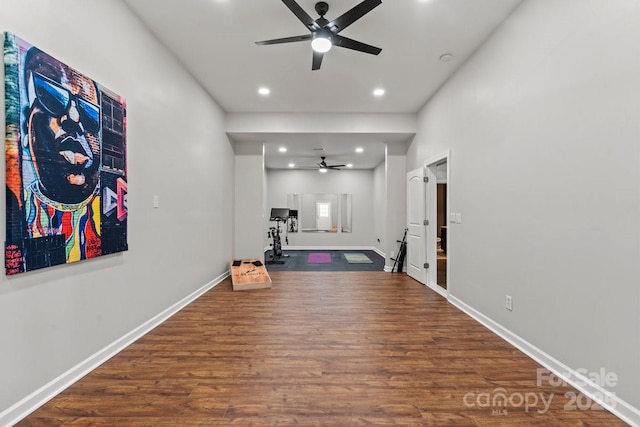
439,53,453,62
373,88,385,97
288,163,295,168
346,163,353,168
355,147,364,153
278,147,287,153
258,87,270,96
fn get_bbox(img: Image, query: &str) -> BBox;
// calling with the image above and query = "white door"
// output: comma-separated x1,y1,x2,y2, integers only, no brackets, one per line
406,168,427,283
316,202,331,231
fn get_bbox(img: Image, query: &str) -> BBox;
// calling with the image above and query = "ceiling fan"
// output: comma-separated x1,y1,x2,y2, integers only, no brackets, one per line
302,156,346,172
255,0,382,70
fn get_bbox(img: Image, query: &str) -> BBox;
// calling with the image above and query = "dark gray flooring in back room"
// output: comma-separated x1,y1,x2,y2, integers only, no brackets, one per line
264,250,386,271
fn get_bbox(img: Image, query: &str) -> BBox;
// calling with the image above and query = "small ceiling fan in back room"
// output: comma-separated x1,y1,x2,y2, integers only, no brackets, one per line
255,0,382,70
300,157,346,173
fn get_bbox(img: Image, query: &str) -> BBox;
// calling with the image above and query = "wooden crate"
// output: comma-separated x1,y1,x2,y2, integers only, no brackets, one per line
230,258,272,291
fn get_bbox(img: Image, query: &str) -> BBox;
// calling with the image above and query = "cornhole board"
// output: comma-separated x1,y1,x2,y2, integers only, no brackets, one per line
230,258,272,291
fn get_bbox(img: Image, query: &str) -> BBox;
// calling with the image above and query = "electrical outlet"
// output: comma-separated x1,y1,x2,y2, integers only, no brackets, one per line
505,295,513,311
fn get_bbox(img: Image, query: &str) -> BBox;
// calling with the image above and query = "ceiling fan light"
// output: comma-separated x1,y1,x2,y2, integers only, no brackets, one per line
311,37,332,53
319,167,328,173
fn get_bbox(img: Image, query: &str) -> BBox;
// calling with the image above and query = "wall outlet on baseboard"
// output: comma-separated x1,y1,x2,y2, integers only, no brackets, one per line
505,295,513,311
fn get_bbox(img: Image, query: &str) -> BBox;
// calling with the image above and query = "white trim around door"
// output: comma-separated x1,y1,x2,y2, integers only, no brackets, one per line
424,150,450,298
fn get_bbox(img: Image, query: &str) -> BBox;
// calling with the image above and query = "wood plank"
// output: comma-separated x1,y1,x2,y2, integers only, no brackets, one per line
17,272,626,426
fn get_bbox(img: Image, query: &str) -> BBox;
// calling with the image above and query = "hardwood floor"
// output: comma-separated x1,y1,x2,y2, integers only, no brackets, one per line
19,272,624,426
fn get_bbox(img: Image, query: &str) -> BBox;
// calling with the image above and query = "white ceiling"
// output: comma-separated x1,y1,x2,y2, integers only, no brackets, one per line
123,0,522,169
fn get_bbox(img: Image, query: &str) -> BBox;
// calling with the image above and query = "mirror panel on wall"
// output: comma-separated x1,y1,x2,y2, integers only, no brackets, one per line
288,193,352,233
341,193,352,233
301,193,338,232
287,193,300,232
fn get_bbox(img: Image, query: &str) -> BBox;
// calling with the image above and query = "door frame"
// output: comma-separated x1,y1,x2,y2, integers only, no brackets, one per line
424,150,450,298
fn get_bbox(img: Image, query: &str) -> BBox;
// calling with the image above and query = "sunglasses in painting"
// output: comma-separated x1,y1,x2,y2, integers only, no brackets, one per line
30,72,100,133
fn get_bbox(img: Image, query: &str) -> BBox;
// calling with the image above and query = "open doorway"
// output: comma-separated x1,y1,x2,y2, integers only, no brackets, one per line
435,161,447,290
424,151,449,297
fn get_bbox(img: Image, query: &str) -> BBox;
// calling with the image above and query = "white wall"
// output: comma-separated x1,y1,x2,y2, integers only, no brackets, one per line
373,160,386,255
371,151,406,270
385,154,407,269
266,169,375,248
234,154,265,259
407,0,640,415
0,0,234,419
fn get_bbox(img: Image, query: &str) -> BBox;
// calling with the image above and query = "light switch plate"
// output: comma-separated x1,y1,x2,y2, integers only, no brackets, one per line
456,213,462,224
153,195,159,208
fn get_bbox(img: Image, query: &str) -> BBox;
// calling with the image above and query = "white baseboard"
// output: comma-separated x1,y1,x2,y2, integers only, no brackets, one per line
372,247,385,259
448,295,640,427
426,281,448,298
0,271,230,427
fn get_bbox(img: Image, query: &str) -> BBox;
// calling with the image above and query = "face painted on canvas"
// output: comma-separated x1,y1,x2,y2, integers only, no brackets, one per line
23,48,101,206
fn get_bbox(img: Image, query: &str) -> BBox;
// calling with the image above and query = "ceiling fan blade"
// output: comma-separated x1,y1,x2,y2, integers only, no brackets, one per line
282,0,321,32
328,164,346,168
255,34,312,45
332,34,381,55
326,0,382,33
312,50,324,70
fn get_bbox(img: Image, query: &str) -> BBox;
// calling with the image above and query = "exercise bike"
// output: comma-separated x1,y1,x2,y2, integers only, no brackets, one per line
266,208,289,265
267,224,284,264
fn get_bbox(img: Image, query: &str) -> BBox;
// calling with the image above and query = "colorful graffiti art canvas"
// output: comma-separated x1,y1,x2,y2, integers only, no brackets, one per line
4,33,128,275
